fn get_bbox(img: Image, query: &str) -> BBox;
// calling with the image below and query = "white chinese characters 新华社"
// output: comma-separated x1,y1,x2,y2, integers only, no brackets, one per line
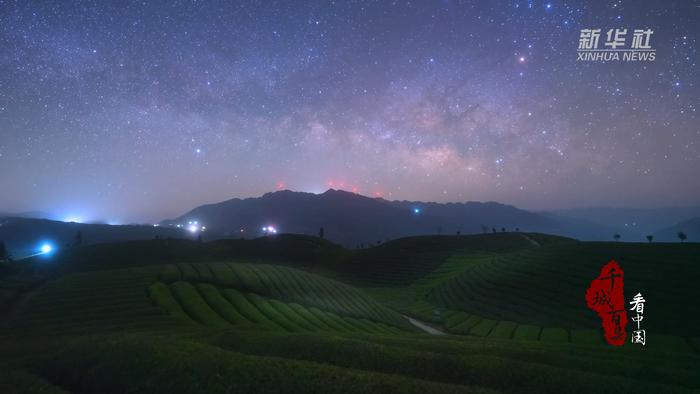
577,28,655,62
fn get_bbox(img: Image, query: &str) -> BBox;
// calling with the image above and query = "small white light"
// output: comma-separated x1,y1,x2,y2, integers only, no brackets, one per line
40,244,52,254
188,225,198,233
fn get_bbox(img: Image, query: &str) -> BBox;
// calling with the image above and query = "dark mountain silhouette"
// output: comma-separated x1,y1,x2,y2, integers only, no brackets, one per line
653,217,700,242
161,189,612,246
6,191,686,256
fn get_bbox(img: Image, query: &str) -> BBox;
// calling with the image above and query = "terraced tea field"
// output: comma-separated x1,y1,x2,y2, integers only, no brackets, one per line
2,261,411,338
1,269,182,337
1,233,699,393
427,242,700,336
331,233,571,286
366,241,700,353
151,281,406,334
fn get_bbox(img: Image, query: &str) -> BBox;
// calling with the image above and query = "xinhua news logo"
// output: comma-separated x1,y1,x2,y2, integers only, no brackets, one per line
577,28,656,62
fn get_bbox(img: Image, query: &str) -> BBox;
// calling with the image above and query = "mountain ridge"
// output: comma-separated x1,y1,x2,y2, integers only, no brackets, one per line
162,189,613,246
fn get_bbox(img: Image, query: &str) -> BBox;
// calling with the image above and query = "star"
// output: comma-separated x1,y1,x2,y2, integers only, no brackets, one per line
0,0,695,220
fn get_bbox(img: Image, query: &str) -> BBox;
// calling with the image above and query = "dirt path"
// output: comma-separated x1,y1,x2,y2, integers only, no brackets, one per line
403,315,447,335
520,234,541,247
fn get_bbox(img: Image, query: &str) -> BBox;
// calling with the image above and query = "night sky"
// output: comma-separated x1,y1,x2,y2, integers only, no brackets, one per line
0,1,697,223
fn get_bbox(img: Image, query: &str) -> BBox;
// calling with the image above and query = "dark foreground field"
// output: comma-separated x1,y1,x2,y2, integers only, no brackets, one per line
1,233,698,393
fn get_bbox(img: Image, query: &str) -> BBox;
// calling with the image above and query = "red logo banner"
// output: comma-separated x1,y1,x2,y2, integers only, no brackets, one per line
585,260,627,346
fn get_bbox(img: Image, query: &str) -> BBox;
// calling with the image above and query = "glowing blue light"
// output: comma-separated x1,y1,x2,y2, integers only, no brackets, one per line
188,224,199,233
413,207,421,214
39,242,54,255
545,3,552,10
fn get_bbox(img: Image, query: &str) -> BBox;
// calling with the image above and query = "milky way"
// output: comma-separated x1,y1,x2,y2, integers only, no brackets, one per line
0,1,697,222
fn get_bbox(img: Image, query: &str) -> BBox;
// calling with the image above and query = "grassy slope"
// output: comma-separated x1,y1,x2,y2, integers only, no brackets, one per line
331,233,571,286
23,234,348,275
427,242,700,335
15,334,494,394
3,330,697,393
362,238,699,354
1,233,699,393
1,261,413,338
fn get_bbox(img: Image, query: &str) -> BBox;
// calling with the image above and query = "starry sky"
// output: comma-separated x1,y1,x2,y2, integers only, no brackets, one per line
0,0,697,223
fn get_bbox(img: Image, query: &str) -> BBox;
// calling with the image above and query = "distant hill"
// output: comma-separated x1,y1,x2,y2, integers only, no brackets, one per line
0,217,189,258
5,191,677,254
162,189,613,246
331,232,574,286
653,217,700,242
0,211,51,220
25,234,347,274
546,206,700,241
